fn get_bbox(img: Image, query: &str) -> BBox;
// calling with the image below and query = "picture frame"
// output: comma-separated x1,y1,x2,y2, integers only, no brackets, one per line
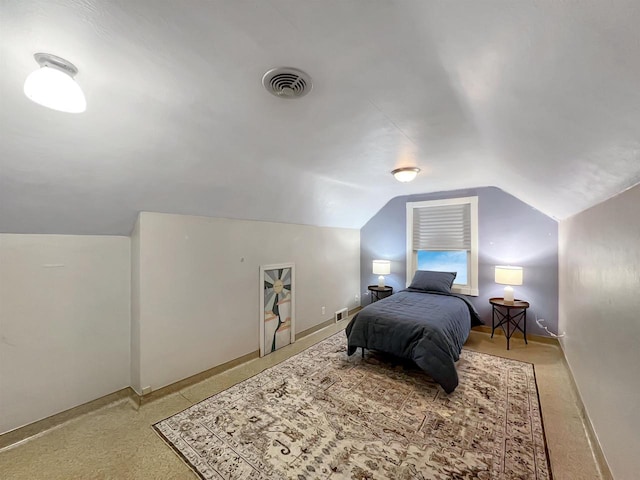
259,263,295,357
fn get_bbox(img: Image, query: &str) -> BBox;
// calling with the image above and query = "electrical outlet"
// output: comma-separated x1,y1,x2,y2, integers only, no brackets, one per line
355,294,359,302
321,306,326,315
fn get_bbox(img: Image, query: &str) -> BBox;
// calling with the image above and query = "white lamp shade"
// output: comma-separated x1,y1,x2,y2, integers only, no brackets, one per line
392,168,420,182
24,66,86,113
372,260,391,275
495,266,523,286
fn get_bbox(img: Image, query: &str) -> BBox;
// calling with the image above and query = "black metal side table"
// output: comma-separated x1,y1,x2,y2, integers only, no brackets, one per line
368,285,393,302
489,297,530,350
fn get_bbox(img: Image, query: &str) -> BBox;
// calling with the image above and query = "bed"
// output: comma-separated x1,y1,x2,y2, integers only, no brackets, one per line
345,271,481,393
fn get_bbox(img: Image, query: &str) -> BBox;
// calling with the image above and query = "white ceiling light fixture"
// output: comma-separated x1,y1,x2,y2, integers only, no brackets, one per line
24,53,87,113
262,67,312,99
392,167,420,182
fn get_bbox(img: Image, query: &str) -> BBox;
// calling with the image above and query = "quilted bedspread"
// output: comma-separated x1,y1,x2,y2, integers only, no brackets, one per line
345,289,480,393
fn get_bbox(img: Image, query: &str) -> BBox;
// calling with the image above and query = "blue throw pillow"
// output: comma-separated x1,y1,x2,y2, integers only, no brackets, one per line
409,270,457,293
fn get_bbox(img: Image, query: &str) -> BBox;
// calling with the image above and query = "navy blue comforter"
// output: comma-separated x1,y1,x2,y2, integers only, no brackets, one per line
345,289,480,393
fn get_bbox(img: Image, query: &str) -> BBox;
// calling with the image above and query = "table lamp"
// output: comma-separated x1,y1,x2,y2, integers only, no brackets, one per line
495,265,523,304
372,260,391,288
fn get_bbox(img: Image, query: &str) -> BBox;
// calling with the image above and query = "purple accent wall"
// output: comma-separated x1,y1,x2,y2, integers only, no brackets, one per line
360,187,559,336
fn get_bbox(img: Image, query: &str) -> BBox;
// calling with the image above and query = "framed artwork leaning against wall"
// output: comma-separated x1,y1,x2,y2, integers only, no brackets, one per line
259,263,295,357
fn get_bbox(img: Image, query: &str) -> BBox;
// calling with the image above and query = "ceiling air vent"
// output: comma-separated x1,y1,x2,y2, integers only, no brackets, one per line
262,67,312,99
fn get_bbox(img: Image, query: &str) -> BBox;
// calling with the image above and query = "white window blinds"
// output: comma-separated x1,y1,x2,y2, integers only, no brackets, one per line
412,203,471,250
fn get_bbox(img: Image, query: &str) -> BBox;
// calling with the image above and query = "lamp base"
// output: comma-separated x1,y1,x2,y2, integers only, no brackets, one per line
378,275,385,288
503,285,514,303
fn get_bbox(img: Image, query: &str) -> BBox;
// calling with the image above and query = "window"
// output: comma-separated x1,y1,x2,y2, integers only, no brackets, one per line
417,250,468,284
406,197,479,295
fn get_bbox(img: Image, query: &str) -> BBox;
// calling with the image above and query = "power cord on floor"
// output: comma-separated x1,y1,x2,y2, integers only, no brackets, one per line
535,315,566,338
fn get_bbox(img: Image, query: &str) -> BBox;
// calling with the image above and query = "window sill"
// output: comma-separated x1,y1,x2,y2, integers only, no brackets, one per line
452,286,479,296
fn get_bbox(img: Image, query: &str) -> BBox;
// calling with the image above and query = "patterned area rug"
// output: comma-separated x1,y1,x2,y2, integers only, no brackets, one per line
153,333,551,479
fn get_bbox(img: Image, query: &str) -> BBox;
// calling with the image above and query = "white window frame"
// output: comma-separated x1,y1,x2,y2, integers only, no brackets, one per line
406,196,479,296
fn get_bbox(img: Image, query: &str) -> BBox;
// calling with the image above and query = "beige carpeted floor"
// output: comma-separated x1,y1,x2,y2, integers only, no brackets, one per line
0,320,606,479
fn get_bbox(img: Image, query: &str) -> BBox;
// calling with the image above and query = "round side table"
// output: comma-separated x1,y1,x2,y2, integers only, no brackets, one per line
489,297,530,350
367,285,393,302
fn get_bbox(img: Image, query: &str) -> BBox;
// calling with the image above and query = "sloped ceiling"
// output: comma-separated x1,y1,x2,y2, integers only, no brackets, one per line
2,1,640,235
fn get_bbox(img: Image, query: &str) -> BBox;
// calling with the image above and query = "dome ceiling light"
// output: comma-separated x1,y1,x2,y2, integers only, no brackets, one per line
24,53,87,113
391,167,420,182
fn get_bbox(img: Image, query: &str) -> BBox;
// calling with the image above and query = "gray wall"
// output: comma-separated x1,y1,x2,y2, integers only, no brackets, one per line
360,187,559,335
559,183,640,479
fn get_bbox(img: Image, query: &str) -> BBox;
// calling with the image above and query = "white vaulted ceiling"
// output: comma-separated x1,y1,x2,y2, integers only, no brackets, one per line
2,1,640,234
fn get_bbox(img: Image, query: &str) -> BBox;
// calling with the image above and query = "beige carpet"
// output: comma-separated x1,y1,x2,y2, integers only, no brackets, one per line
154,332,551,479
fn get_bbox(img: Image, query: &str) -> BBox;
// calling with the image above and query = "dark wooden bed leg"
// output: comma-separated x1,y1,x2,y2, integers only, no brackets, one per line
361,347,365,358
